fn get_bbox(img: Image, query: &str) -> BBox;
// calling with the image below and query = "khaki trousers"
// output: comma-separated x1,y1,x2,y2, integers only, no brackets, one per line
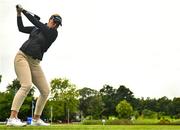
11,51,50,115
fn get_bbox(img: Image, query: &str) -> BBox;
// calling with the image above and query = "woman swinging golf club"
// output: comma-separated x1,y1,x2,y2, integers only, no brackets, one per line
7,4,62,126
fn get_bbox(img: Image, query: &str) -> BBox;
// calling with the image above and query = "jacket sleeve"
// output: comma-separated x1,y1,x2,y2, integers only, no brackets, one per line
17,16,34,33
22,10,57,43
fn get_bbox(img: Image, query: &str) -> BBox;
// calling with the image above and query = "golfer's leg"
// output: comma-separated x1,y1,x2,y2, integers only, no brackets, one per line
31,63,50,116
11,52,32,112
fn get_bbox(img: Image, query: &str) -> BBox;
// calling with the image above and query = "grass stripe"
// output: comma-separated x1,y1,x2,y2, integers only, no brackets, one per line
0,125,180,130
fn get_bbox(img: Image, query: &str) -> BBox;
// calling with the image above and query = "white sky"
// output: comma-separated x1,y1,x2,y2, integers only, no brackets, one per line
0,0,180,99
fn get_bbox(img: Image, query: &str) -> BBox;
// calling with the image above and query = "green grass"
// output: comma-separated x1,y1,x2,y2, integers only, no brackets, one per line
0,125,180,130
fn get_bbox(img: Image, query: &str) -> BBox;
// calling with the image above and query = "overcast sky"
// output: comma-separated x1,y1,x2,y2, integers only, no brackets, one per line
1,0,180,99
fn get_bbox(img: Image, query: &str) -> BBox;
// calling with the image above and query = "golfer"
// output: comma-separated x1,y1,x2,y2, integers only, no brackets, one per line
7,5,62,126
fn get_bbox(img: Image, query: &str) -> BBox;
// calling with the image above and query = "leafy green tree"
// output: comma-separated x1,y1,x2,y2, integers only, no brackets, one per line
132,98,143,114
142,109,157,119
6,79,35,120
157,96,171,115
43,99,64,122
170,97,180,118
115,85,135,106
0,79,35,121
143,97,158,112
6,79,21,95
0,75,2,83
79,87,98,117
116,100,133,119
50,78,79,122
0,92,12,121
100,84,116,118
79,87,104,119
79,87,98,100
115,85,134,99
89,93,104,119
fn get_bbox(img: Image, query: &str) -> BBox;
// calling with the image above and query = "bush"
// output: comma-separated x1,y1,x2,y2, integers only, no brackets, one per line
175,113,180,119
133,118,158,125
106,119,133,125
142,109,157,119
158,118,170,125
133,111,140,119
82,120,102,125
171,120,180,125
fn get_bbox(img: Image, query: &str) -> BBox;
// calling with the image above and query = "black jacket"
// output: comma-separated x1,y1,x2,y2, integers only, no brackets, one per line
18,10,58,60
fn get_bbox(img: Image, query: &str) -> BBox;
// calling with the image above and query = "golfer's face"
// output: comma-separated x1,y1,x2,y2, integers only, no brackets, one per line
48,19,57,29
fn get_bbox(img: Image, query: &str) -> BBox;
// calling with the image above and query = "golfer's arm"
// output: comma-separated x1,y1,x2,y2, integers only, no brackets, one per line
17,16,33,33
22,10,49,34
22,10,58,43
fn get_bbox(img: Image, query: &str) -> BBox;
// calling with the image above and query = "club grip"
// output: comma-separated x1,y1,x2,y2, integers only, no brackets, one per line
16,4,22,9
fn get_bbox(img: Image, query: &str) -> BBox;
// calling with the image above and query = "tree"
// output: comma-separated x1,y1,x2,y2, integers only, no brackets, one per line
142,109,157,119
115,85,135,105
79,87,98,117
89,93,104,119
50,78,79,122
0,79,35,121
157,96,171,115
100,84,116,118
170,97,180,118
143,97,158,112
116,100,133,119
0,75,2,83
79,87,104,119
79,87,98,100
6,79,35,120
6,79,21,95
0,92,12,121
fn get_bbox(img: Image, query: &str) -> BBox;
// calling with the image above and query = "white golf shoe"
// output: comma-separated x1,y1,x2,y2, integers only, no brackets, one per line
31,119,50,126
6,118,27,127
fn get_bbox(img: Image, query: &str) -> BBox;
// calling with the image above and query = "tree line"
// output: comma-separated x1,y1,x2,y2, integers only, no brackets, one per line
0,76,179,122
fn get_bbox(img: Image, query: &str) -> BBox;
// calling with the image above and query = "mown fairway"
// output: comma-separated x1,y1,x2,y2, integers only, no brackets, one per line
0,125,180,130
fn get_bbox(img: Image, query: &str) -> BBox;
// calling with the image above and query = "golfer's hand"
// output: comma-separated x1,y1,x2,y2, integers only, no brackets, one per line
16,4,23,16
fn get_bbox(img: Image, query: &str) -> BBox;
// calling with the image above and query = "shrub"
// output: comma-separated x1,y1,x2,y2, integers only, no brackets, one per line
142,109,157,119
158,118,170,125
106,119,133,125
171,120,180,125
133,111,140,119
175,113,180,119
133,119,158,125
82,120,102,125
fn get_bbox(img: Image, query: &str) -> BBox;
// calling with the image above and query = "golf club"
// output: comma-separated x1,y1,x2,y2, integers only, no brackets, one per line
16,4,40,20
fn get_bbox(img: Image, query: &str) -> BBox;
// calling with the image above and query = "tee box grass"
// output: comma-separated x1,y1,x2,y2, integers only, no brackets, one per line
1,125,180,130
